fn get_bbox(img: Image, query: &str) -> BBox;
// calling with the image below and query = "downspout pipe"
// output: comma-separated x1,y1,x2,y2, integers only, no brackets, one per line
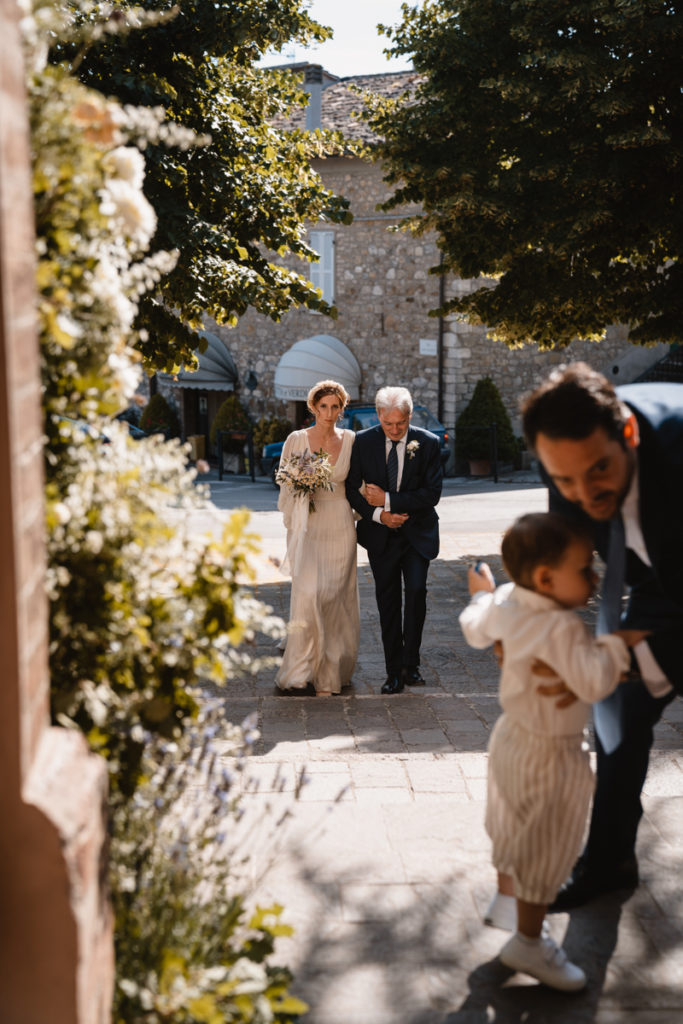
437,251,445,422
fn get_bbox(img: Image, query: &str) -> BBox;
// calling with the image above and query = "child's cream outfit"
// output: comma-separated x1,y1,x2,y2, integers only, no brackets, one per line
460,582,630,904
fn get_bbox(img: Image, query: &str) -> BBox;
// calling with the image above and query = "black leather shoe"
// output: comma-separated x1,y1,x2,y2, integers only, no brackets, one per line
381,675,404,695
402,667,425,686
549,856,639,912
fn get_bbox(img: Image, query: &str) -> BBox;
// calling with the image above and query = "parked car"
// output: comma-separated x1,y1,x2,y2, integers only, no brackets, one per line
262,404,450,486
56,415,148,443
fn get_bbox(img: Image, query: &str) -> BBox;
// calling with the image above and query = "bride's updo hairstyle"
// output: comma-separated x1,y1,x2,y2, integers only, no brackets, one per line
307,379,350,415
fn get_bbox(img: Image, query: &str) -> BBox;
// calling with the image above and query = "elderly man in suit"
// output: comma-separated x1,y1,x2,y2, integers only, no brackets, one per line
346,386,443,694
520,362,683,909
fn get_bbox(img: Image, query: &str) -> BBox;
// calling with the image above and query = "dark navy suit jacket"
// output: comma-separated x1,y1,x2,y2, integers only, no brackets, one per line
345,424,442,561
544,382,683,694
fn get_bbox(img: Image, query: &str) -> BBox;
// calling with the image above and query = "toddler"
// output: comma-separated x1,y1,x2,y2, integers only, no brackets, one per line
459,512,647,991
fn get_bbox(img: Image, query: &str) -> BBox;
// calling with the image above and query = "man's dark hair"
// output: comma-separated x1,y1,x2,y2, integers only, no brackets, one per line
502,512,593,591
521,362,628,452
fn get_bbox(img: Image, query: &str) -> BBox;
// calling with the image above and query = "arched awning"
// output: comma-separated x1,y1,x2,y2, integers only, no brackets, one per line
274,334,361,401
166,331,238,391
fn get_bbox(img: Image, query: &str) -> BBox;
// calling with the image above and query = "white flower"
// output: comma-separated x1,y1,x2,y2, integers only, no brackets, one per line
55,313,83,340
106,146,145,190
101,178,157,247
53,501,71,524
84,530,104,554
406,440,420,459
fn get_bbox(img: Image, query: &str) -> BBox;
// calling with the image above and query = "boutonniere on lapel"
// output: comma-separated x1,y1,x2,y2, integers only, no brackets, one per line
406,440,420,459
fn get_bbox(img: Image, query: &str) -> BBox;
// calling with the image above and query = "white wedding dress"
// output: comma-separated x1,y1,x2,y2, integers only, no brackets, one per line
276,428,359,694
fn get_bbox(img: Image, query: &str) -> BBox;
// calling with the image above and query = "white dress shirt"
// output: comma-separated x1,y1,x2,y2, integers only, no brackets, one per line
372,432,407,524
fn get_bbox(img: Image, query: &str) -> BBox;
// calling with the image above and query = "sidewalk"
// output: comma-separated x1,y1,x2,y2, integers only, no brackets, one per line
204,481,683,1023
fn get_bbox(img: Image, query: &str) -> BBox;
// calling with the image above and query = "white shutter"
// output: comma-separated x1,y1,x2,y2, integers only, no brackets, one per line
309,231,335,303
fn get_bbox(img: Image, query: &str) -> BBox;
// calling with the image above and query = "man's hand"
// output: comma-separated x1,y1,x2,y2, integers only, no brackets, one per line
493,640,504,668
533,659,579,708
536,680,579,708
613,628,651,648
364,483,386,507
380,510,409,529
493,641,578,709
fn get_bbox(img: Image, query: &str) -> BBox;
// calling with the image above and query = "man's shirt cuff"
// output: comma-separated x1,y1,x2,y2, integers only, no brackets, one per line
633,640,673,697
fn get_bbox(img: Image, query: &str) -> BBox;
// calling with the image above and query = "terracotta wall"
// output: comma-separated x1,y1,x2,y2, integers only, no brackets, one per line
0,2,113,1020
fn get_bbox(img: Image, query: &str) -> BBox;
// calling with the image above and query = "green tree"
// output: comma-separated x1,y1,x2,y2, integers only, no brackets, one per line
52,0,353,372
367,0,683,349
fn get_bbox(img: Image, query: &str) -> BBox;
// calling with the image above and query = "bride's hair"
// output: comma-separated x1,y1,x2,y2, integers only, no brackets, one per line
307,379,350,414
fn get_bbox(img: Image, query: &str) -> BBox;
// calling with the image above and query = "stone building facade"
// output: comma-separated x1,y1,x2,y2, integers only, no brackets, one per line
166,66,669,464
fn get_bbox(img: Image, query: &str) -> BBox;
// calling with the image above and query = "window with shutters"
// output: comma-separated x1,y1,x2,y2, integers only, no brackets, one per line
309,230,335,304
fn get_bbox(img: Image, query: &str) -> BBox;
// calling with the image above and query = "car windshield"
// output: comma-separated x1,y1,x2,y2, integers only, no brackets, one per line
343,409,379,430
341,406,443,432
410,407,442,430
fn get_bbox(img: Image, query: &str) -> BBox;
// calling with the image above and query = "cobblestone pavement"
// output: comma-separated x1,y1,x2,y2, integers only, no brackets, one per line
202,474,683,1024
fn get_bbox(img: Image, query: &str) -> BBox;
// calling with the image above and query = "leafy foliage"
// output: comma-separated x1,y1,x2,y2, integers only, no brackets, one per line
210,395,252,445
27,3,283,797
45,425,279,796
455,377,517,463
50,0,354,372
139,392,181,437
253,416,293,449
367,0,683,348
26,1,302,1011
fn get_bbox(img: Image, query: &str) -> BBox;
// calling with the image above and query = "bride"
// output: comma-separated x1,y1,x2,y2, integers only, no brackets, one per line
276,380,360,696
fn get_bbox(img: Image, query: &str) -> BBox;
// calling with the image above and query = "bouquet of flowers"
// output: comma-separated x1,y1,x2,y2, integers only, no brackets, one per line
276,448,334,512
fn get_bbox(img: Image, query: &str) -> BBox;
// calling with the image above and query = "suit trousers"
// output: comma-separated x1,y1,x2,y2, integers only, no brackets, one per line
584,677,675,868
368,531,430,675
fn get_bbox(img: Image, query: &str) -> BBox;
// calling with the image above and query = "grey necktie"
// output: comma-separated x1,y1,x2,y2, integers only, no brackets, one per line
593,515,626,754
387,440,399,492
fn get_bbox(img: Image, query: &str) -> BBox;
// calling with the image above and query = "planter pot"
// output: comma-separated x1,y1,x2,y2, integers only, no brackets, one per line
468,458,491,477
187,434,206,461
222,452,242,474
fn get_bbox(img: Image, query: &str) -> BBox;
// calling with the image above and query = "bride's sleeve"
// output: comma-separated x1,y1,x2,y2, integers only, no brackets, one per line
277,432,295,527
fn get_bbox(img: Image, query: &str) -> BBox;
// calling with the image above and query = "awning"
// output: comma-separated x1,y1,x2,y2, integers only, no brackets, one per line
165,331,238,391
274,334,361,401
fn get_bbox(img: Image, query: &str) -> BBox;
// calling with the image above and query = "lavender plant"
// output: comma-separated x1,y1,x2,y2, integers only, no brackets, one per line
111,706,307,1023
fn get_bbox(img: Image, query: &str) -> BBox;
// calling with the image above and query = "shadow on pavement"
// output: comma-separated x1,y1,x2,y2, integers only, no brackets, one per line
277,850,629,1024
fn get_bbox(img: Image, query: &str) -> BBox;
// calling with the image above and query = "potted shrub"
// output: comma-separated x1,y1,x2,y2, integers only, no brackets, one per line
139,393,181,439
210,394,251,471
455,377,517,475
209,394,250,445
252,416,292,474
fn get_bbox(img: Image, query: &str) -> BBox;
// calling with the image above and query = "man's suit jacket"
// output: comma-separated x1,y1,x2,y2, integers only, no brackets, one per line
345,424,443,561
545,382,683,694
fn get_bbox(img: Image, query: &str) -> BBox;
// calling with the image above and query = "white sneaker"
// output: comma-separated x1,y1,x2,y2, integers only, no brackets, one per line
484,892,516,931
499,931,587,992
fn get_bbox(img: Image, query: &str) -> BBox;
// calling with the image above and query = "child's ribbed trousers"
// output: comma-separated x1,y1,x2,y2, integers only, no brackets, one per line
486,714,595,905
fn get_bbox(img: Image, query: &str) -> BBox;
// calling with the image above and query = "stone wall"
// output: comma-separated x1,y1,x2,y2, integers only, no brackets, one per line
204,154,655,455
204,156,444,426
